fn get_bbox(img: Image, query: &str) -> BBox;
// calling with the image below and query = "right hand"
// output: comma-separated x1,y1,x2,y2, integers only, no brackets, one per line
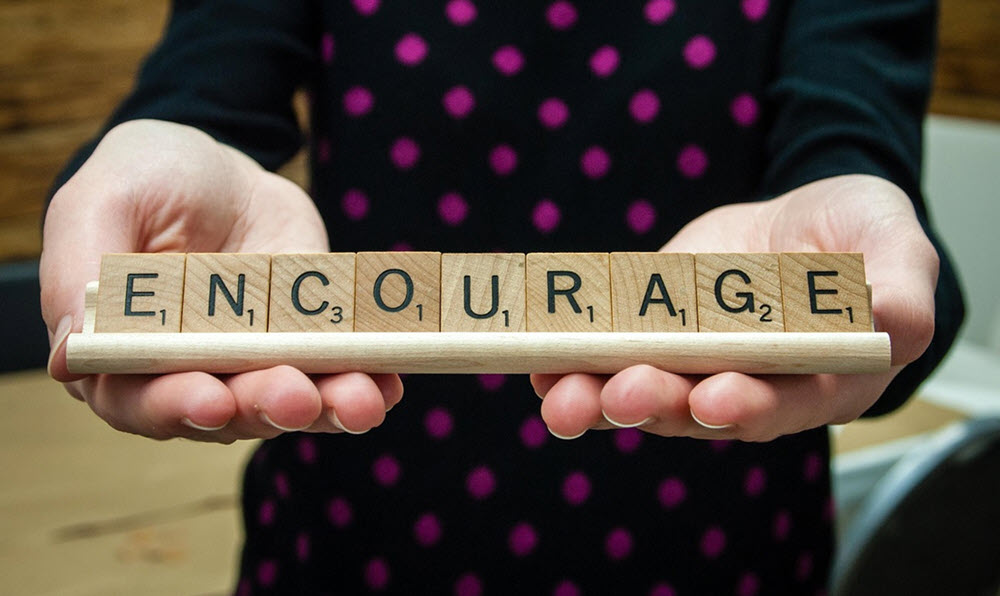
41,119,403,442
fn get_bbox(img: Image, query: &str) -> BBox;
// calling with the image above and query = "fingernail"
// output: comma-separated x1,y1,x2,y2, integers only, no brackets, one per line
47,314,73,377
548,427,587,441
260,411,309,432
182,417,228,432
329,410,368,435
690,409,734,430
602,411,654,429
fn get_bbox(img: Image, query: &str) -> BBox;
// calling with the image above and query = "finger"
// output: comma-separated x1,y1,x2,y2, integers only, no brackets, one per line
371,374,404,411
312,373,391,434
83,372,237,440
599,365,702,436
687,370,894,442
223,365,324,437
538,373,610,439
529,373,564,398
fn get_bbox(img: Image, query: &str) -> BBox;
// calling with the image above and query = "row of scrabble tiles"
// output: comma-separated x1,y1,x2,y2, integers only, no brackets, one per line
94,252,873,334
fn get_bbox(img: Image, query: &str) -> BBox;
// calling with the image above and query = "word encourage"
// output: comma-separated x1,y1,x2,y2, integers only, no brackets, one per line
95,252,872,334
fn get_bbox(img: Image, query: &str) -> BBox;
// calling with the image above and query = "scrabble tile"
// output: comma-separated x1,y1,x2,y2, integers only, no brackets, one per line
355,252,441,332
526,253,612,332
182,254,271,332
695,253,784,332
95,253,186,332
441,253,526,332
780,252,872,332
610,253,697,331
269,253,356,332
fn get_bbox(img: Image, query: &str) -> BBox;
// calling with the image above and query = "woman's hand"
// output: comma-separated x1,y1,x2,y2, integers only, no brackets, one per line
42,120,402,442
532,175,938,441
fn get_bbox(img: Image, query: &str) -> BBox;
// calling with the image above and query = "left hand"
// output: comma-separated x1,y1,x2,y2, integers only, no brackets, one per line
531,175,939,441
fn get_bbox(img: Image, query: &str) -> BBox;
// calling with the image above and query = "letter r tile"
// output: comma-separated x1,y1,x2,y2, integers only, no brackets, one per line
526,253,612,332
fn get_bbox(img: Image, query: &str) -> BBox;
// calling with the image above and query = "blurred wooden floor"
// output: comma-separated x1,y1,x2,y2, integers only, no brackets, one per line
0,368,968,595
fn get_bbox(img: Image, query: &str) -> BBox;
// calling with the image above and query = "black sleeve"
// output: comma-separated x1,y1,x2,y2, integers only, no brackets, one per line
760,0,964,416
50,0,316,195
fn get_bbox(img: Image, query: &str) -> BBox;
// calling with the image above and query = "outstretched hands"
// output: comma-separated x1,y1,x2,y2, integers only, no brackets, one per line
42,120,402,442
532,175,938,441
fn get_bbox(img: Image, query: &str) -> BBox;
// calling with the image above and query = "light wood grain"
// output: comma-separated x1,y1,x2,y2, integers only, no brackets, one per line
182,254,271,332
355,252,441,332
269,253,356,332
611,252,697,332
780,253,871,332
695,253,784,333
95,253,186,333
440,253,526,332
526,253,612,332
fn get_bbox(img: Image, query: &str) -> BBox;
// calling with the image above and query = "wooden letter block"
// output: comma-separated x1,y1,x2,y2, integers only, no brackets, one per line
526,253,612,332
182,254,271,332
95,253,186,332
441,253,526,332
355,252,441,332
780,253,872,332
611,252,697,332
696,253,784,332
269,254,356,332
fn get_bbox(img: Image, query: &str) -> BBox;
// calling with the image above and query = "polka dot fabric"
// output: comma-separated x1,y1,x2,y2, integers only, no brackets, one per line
232,2,835,594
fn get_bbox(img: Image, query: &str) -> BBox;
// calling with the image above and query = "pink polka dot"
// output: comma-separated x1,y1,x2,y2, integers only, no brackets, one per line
489,144,518,176
744,466,767,497
742,0,769,21
796,551,814,581
391,241,413,252
683,35,716,69
395,33,428,66
580,145,611,179
438,192,469,226
709,439,732,452
466,465,496,499
562,471,591,505
259,500,276,526
553,580,581,596
737,572,760,596
657,477,687,509
538,98,570,129
700,526,726,559
373,454,401,487
455,573,483,596
298,436,317,464
629,89,660,123
443,85,476,119
803,452,822,482
343,86,374,117
364,557,390,591
328,497,353,528
546,1,578,30
773,509,791,541
731,93,760,127
605,527,634,560
316,137,331,164
492,45,524,76
614,427,643,453
477,373,507,391
390,137,421,170
677,144,708,179
626,199,656,234
257,559,278,587
644,0,676,24
446,0,477,26
508,522,538,556
532,199,561,234
352,0,380,16
320,33,335,63
520,415,549,449
649,583,678,596
413,512,443,546
296,532,310,561
342,188,370,221
589,45,620,77
274,472,290,498
424,406,454,439
237,579,251,596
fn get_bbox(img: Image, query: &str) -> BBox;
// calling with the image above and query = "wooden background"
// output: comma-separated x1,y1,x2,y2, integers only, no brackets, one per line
2,0,998,263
